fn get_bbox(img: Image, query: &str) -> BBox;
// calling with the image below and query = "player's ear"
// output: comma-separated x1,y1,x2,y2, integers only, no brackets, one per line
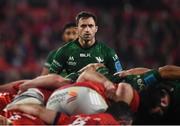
95,26,98,33
160,89,169,107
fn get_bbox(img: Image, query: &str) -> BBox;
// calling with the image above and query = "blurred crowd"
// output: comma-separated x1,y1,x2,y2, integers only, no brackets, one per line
0,0,179,83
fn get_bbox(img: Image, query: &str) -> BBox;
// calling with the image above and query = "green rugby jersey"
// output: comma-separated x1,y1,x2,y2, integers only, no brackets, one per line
44,49,67,77
123,70,161,91
44,50,57,69
49,40,122,74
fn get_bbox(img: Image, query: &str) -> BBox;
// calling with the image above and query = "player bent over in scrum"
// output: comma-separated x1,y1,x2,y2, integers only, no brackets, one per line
0,63,105,112
0,101,133,125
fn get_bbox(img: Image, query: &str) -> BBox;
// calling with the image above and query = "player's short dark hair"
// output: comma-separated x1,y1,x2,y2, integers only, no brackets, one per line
62,22,76,34
106,101,133,124
75,11,97,25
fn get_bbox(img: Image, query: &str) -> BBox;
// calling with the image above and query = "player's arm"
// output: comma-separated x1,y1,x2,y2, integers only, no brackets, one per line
158,65,180,79
7,104,57,124
64,63,106,83
78,63,105,73
19,74,71,92
77,69,115,94
105,48,123,74
0,80,28,94
41,50,57,75
49,47,66,74
115,68,151,77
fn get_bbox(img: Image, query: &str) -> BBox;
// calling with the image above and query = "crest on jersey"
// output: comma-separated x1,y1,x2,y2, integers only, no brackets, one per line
68,56,74,61
95,57,104,63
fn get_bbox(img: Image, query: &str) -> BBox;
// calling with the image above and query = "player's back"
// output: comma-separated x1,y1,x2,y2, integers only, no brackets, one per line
56,113,119,125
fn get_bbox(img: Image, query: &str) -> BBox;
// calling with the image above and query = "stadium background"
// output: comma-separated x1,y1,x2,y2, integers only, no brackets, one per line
0,0,179,83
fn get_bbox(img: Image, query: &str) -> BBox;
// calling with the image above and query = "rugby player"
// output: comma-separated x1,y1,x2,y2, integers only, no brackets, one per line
41,22,78,75
0,101,133,125
49,11,122,75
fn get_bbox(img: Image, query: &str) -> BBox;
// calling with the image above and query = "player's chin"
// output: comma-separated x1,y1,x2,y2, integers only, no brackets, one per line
83,37,91,41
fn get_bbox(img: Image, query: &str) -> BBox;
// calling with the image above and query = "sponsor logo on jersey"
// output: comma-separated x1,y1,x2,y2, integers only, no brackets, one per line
67,91,77,104
115,61,122,72
67,56,76,66
112,54,118,61
67,61,77,66
95,57,104,63
144,74,157,86
137,77,145,91
80,53,91,57
48,92,68,106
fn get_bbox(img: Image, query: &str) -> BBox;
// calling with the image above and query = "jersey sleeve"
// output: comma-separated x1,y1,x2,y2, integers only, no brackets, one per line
44,50,57,69
49,47,66,74
65,72,80,82
143,69,162,86
125,69,162,91
105,47,123,74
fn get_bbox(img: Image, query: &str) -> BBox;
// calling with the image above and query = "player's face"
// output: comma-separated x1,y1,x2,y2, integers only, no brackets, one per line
150,90,170,116
77,17,98,43
63,27,78,42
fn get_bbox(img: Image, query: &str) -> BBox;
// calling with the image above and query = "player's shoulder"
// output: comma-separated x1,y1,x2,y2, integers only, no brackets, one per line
96,40,114,50
56,40,77,53
96,40,107,46
61,41,75,48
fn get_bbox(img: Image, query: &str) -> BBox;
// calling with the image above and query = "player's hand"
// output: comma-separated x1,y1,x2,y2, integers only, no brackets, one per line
18,80,32,93
104,81,116,99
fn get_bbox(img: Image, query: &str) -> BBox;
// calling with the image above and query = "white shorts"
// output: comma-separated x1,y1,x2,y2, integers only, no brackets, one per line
46,86,108,115
6,88,44,108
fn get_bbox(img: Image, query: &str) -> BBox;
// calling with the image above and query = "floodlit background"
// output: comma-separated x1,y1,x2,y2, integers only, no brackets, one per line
0,0,179,83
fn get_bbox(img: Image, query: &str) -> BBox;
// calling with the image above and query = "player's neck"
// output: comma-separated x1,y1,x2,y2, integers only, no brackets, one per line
78,38,96,48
